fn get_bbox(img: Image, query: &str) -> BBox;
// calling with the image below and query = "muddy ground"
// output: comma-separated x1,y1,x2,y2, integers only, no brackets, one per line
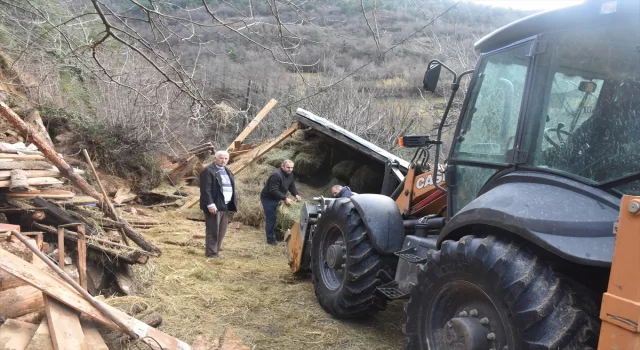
109,209,407,350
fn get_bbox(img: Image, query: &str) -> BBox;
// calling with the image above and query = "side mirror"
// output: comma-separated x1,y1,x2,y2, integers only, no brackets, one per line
423,63,442,92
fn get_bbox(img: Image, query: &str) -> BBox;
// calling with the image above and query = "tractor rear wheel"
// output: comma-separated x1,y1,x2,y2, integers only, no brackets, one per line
404,235,600,350
311,199,394,318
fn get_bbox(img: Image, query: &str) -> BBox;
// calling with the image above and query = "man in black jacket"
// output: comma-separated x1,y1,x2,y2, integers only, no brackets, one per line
260,159,301,245
200,150,237,258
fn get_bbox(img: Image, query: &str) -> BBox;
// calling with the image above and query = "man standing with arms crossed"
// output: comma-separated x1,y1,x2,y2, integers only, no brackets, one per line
260,159,301,245
200,150,237,258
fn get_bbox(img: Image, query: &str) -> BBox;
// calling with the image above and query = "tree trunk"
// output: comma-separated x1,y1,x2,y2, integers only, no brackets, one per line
0,101,161,255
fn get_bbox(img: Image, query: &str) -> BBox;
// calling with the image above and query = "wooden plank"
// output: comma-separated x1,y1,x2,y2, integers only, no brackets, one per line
0,177,63,187
228,122,299,174
81,323,109,350
25,318,54,350
0,285,44,318
0,247,190,350
239,142,257,151
226,98,278,151
44,296,85,350
5,190,75,199
0,169,83,181
77,226,87,291
0,153,45,160
0,319,39,350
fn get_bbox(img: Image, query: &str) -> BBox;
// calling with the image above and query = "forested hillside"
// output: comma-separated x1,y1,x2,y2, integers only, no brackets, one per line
0,0,531,188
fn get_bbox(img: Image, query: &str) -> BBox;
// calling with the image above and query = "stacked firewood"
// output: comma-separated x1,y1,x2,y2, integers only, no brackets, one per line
0,142,85,200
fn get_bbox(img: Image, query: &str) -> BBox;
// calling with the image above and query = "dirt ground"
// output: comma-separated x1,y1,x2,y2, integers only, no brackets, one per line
107,208,408,350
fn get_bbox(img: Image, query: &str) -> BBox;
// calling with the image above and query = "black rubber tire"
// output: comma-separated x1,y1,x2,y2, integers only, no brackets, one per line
404,235,600,350
311,198,395,318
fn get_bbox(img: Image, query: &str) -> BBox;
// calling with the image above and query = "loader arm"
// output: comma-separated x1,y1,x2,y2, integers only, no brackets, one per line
598,195,640,348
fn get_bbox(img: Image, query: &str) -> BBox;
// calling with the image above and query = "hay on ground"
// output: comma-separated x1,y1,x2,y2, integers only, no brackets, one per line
232,163,274,227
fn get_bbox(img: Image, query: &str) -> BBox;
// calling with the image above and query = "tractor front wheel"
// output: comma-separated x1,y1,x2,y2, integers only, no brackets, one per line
311,199,394,318
404,235,600,350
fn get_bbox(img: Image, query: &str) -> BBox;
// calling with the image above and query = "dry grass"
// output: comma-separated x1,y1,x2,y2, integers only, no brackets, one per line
103,209,407,350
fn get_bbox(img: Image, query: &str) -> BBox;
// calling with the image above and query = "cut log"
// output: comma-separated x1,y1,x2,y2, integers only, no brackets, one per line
0,319,39,350
0,176,64,188
0,161,53,170
25,110,54,148
14,310,45,324
81,323,109,350
0,285,45,318
139,310,163,328
24,318,54,350
32,197,100,237
10,169,32,192
44,296,85,350
0,268,27,290
0,247,189,350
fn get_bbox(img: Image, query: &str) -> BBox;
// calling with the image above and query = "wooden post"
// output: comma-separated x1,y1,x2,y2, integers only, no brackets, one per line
81,149,132,248
57,226,64,270
77,225,87,291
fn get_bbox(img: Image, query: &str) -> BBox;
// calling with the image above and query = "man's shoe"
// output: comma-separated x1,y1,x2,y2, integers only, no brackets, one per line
267,241,277,246
207,254,222,259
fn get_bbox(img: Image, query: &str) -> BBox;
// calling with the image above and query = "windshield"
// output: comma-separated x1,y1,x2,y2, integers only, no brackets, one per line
528,20,640,194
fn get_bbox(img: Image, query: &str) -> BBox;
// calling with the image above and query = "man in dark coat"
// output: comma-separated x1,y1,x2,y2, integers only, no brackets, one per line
331,185,355,198
260,159,301,245
200,150,237,258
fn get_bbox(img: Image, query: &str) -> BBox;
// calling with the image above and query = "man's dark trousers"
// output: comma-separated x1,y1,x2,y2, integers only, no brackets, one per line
205,210,228,257
260,196,279,243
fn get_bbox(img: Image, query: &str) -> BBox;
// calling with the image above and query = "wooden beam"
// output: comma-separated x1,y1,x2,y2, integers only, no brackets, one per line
0,153,45,160
0,247,189,350
5,190,75,199
77,225,87,291
44,296,85,350
227,98,278,151
0,319,39,350
228,122,299,174
0,177,64,187
81,323,109,350
0,161,52,170
25,318,54,350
